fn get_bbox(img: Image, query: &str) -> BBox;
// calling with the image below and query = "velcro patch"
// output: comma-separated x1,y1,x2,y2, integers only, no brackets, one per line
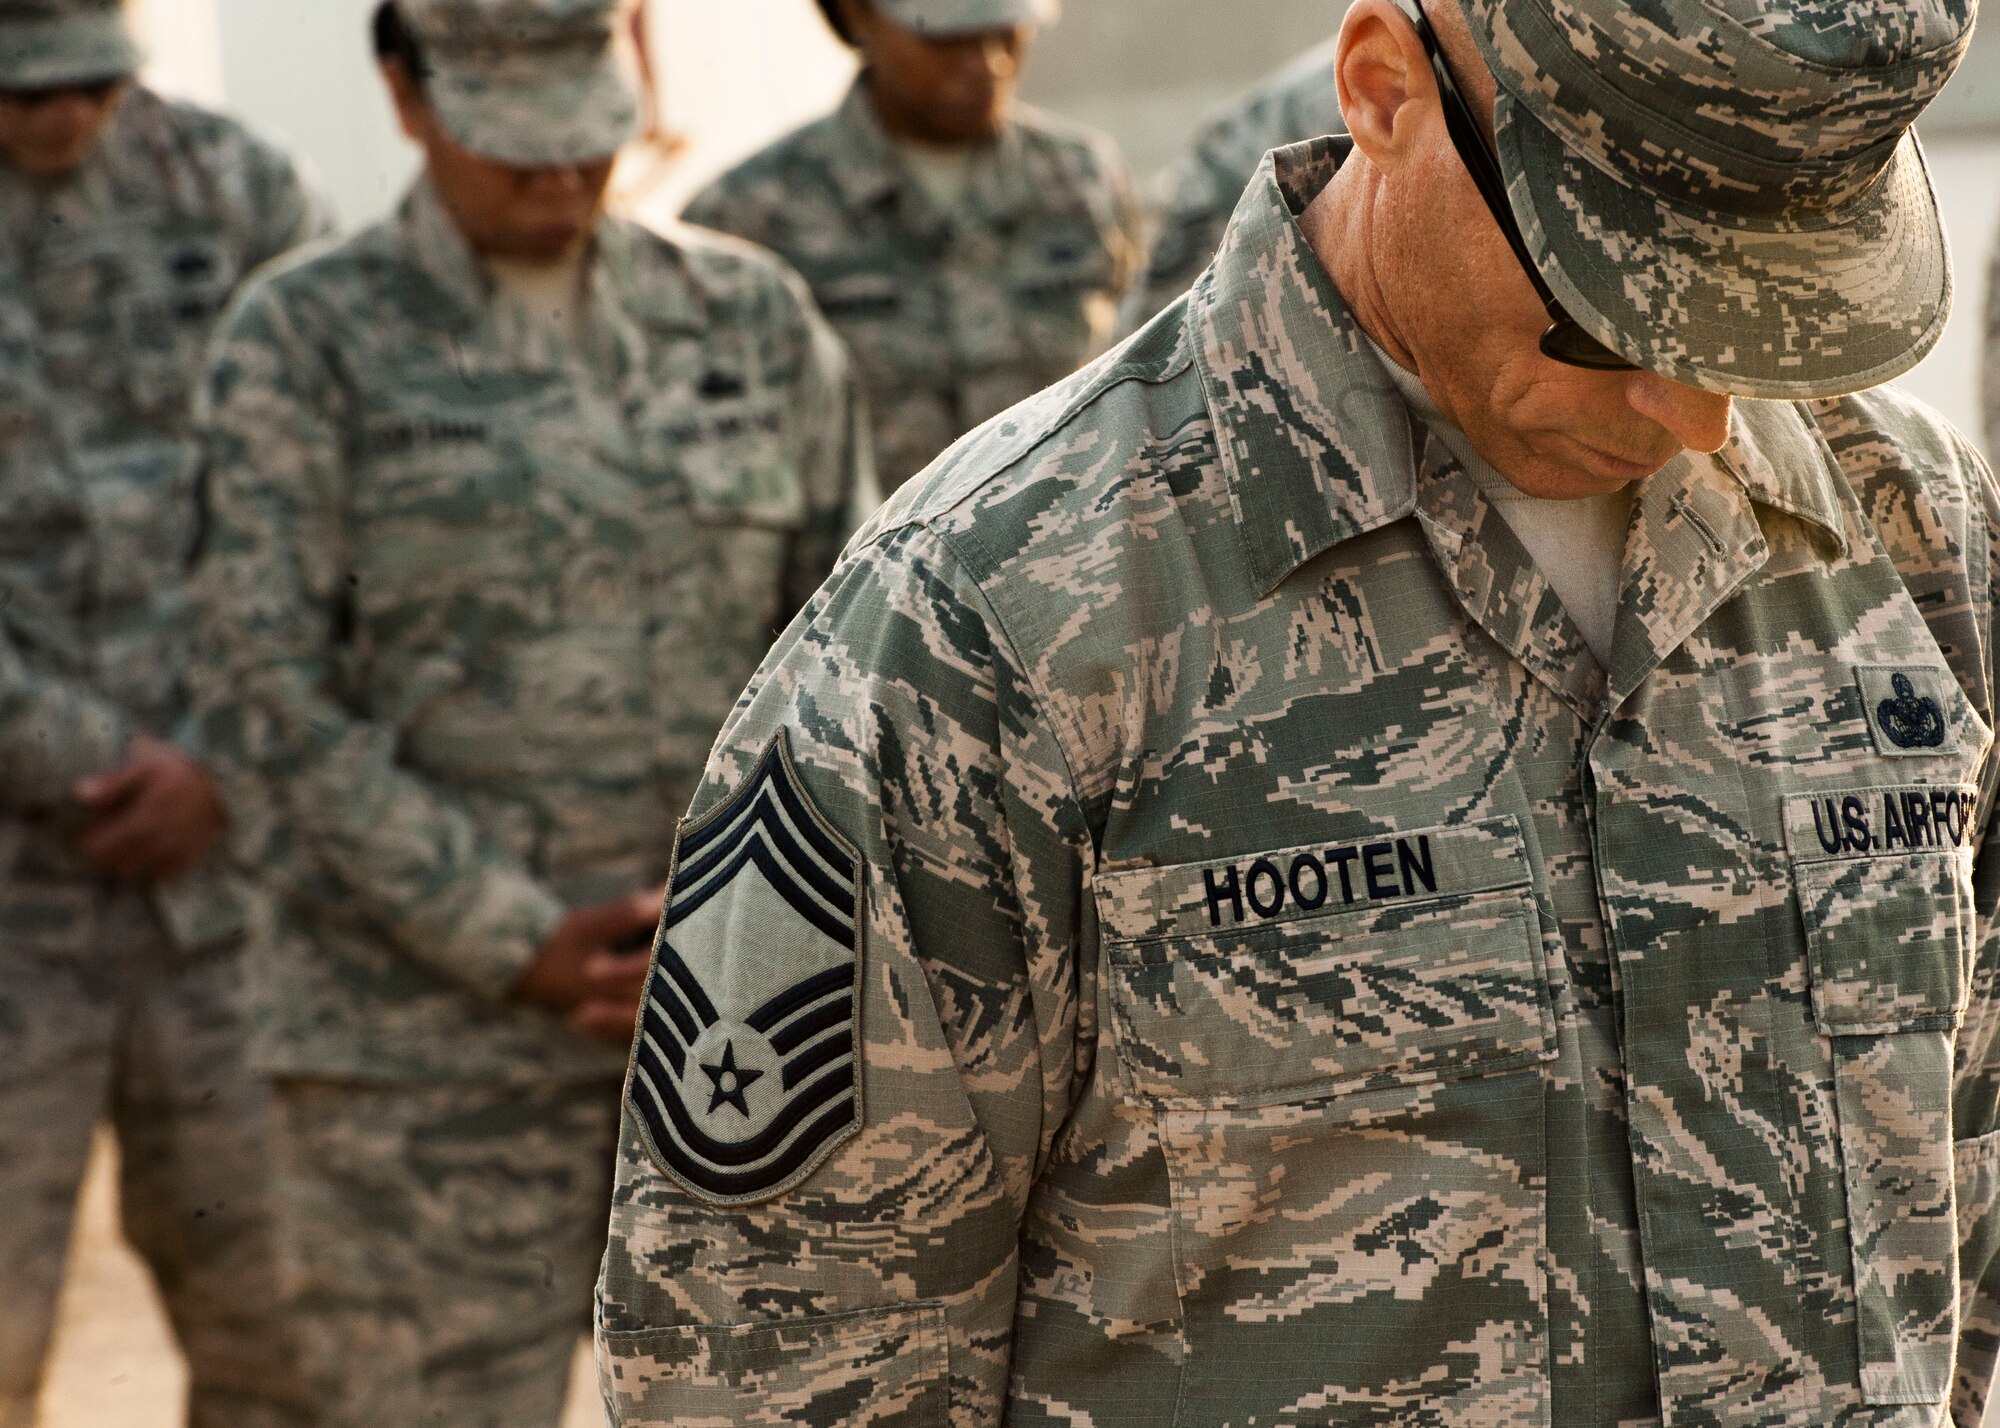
1093,816,1531,944
1856,666,1958,758
1782,783,1980,863
625,733,863,1206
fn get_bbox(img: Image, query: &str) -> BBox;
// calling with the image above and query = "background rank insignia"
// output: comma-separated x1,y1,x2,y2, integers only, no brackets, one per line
624,734,864,1206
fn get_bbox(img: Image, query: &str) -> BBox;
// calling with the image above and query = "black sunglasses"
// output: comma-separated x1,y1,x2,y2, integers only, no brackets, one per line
0,76,124,107
1399,2,1637,372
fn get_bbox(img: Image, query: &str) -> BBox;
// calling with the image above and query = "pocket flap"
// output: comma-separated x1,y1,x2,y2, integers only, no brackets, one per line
1101,819,1552,1111
1787,786,1976,1036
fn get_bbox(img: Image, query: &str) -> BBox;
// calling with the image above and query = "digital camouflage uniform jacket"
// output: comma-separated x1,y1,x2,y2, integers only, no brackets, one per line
0,85,324,951
1119,39,1342,336
599,139,2000,1426
191,180,873,1084
682,80,1144,496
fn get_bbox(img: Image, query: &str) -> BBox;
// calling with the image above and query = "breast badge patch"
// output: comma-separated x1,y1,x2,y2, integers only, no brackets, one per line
1856,666,1957,758
625,734,863,1206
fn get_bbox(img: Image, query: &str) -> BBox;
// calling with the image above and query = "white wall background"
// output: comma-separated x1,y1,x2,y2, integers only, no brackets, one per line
131,0,2000,450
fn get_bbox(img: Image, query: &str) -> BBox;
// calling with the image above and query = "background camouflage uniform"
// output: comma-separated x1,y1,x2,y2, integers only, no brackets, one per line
1983,229,2000,463
683,80,1144,494
190,174,872,1425
598,141,2000,1427
1118,37,1341,335
0,83,325,1428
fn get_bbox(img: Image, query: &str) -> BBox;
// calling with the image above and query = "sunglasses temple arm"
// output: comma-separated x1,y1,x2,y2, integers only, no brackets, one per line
1429,63,1571,324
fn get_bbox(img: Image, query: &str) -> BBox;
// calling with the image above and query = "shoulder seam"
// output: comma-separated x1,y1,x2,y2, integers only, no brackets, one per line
914,524,1095,865
886,346,1194,539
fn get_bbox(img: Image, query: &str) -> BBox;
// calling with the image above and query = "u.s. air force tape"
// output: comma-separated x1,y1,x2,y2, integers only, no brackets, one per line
624,732,863,1206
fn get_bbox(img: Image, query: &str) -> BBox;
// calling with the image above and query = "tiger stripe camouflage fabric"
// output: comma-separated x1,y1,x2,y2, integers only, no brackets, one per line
599,138,2000,1428
0,83,328,1428
682,81,1144,496
192,177,873,1087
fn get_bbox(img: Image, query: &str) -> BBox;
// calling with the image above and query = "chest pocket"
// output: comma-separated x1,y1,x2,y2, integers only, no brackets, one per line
1092,816,1558,1425
632,358,806,534
813,271,904,323
1789,784,1976,1408
1100,816,1555,1110
36,224,238,429
1003,225,1119,382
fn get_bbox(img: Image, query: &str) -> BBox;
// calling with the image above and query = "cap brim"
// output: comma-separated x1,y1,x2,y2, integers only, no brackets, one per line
427,59,640,167
884,0,1056,37
1496,92,1950,400
0,14,138,89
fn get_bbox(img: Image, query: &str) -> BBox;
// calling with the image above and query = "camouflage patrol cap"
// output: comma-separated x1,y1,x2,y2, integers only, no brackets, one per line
871,0,1058,38
1458,0,1974,398
0,0,138,90
397,0,639,166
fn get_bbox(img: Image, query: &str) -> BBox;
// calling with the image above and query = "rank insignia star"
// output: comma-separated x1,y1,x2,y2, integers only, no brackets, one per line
701,1040,763,1119
624,732,865,1206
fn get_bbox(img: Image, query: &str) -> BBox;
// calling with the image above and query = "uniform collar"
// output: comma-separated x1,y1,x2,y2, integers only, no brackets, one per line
1188,136,1420,598
1190,137,1850,598
394,176,711,355
823,76,1028,225
398,175,491,325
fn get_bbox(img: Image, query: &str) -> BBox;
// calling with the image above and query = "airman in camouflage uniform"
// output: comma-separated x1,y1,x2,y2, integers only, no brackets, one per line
189,2,872,1424
1119,37,1343,335
0,2,327,1424
681,0,1143,495
598,1,2000,1425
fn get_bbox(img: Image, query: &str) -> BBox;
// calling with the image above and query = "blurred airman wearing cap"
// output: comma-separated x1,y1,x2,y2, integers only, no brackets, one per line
185,2,873,1423
0,2,328,1425
595,0,2000,1423
1121,38,1346,335
682,0,1145,495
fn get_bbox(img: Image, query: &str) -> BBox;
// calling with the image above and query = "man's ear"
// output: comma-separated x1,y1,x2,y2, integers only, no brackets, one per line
1334,0,1437,173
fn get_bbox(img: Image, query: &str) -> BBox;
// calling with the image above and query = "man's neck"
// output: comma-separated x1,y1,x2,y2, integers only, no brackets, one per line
1300,156,1414,374
860,73,997,150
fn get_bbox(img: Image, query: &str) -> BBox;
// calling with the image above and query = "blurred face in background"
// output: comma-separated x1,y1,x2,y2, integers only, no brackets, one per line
381,59,615,263
0,78,128,179
839,0,1032,145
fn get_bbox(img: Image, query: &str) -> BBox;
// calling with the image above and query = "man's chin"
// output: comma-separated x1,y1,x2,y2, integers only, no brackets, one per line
504,227,589,263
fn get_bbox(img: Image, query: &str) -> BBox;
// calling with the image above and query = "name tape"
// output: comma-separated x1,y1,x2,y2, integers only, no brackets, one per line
1787,784,1979,862
1094,816,1529,945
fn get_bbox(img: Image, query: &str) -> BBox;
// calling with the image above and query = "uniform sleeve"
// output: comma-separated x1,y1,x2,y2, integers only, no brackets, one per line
1118,141,1234,338
780,283,878,618
0,597,133,808
596,523,1090,1425
189,285,564,1000
678,177,759,248
1096,139,1148,318
241,134,337,267
1951,431,2000,1426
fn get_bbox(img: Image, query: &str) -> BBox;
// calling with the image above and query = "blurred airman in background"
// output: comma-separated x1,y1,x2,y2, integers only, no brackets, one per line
683,0,1144,495
1120,38,1342,334
187,1,872,1423
0,1,328,1424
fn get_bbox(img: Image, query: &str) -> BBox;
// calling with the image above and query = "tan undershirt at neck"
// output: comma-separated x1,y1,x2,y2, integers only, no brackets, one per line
894,138,978,210
484,247,589,348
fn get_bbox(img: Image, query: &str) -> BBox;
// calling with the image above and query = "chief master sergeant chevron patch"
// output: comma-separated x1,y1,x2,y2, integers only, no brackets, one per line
624,733,863,1206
